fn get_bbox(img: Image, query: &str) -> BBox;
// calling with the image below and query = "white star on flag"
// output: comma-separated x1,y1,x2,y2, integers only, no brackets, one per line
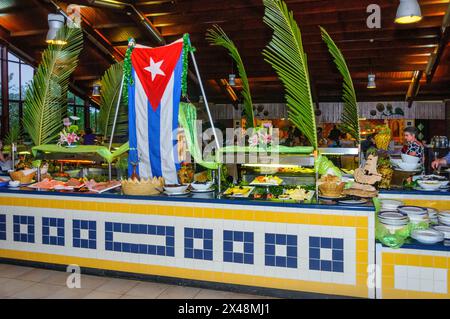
144,57,165,81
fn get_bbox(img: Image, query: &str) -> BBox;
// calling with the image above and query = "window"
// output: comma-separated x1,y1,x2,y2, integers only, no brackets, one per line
67,91,87,131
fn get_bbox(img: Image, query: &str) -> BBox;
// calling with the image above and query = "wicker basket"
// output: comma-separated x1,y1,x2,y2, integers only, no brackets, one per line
121,178,164,196
9,170,36,184
319,182,345,197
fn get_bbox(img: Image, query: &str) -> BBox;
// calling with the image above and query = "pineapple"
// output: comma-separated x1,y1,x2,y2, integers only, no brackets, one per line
378,156,393,189
374,125,391,150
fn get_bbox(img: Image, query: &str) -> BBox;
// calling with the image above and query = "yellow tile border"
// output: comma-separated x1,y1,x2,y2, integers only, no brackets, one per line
381,252,450,299
0,249,369,298
0,196,369,227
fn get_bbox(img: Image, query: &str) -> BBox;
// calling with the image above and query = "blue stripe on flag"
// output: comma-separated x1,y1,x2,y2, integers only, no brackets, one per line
128,69,139,177
148,101,163,177
172,52,183,171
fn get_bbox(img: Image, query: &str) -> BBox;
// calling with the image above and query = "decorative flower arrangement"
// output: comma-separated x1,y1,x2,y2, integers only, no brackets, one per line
57,116,80,147
249,127,273,148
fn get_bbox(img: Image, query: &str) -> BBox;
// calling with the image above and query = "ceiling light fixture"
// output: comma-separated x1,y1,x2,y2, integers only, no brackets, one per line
367,73,376,89
228,74,236,86
395,0,422,24
87,0,126,10
46,13,67,45
92,82,101,97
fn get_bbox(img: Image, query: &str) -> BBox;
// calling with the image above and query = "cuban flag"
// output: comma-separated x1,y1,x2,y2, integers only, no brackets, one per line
128,38,184,184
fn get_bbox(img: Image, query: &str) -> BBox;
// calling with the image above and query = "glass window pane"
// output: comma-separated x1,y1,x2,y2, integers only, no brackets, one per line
90,107,98,132
76,107,85,130
67,91,75,103
7,52,19,62
8,61,20,100
75,95,84,106
9,101,20,130
20,64,34,99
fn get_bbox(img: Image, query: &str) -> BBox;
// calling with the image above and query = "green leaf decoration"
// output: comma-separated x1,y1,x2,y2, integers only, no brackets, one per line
23,26,83,146
320,27,360,142
4,125,21,146
262,0,317,149
206,25,255,128
98,62,128,141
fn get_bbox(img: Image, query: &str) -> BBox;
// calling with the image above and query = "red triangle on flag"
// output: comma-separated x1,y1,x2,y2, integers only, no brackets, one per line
131,40,183,112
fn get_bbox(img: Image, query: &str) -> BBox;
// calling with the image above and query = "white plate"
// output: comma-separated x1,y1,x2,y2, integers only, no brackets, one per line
398,206,427,215
379,211,408,220
380,199,404,209
439,211,450,218
433,226,450,239
394,168,422,173
164,190,190,196
337,199,368,205
319,194,347,200
426,207,438,217
190,188,214,193
411,229,444,244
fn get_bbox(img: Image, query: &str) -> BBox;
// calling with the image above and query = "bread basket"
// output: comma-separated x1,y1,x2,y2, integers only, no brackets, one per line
9,170,36,184
318,182,345,197
121,177,164,196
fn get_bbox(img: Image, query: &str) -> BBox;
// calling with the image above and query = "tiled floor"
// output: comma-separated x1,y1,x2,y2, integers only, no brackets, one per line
0,263,274,299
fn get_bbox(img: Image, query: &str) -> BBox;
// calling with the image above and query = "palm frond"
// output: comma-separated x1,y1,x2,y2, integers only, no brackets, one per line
4,125,21,146
262,0,317,149
206,25,255,128
320,26,360,141
23,26,83,146
98,62,128,140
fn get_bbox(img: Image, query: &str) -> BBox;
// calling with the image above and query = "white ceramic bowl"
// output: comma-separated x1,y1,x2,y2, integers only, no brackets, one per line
411,229,444,244
164,184,189,194
380,223,407,234
8,180,20,188
401,153,421,164
390,159,403,167
433,226,450,239
417,180,443,191
381,199,404,210
190,181,214,191
398,162,420,171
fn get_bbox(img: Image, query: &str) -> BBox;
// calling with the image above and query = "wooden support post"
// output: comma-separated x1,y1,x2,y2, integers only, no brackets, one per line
1,46,9,138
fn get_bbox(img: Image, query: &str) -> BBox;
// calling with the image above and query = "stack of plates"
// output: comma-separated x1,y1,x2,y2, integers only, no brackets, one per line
380,199,404,210
378,211,409,233
411,229,444,244
433,225,450,240
397,206,429,225
426,208,439,224
438,211,450,226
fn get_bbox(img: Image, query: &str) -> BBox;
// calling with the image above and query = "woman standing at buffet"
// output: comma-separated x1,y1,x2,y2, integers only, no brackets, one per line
401,126,424,161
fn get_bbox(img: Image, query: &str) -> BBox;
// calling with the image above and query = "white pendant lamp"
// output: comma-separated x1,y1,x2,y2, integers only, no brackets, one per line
395,0,422,24
367,73,376,89
229,73,236,86
46,13,67,45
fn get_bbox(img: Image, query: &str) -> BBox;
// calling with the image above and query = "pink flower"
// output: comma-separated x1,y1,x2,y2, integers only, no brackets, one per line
262,133,272,145
249,134,259,147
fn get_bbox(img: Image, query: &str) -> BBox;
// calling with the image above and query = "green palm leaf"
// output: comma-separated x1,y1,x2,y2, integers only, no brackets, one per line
23,26,83,146
262,0,317,149
320,27,360,141
206,25,255,128
98,62,128,140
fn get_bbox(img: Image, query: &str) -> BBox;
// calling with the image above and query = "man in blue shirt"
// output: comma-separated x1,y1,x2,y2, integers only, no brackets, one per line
432,152,450,170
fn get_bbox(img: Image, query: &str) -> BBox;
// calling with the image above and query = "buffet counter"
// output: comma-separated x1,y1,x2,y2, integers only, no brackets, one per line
377,189,450,299
0,188,375,298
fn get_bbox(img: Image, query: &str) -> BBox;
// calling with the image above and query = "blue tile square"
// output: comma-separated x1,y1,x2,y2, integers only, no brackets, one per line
139,244,147,254
287,257,297,268
244,243,253,254
223,251,233,262
57,237,64,246
194,228,202,238
156,246,165,256
185,248,193,258
234,253,243,263
309,259,320,270
113,242,121,251
309,236,320,248
28,234,34,243
265,255,275,266
148,225,156,234
105,241,113,251
321,260,332,271
185,238,193,248
244,232,253,242
309,248,320,259
166,247,174,257
73,220,80,228
122,243,131,252
50,237,57,245
148,245,156,255
43,236,49,245
194,249,203,259
113,223,121,232
139,224,147,234
276,234,286,245
185,228,193,238
204,239,213,250
265,233,275,243
223,230,232,241
73,238,80,247
58,219,64,227
321,237,332,248
122,223,130,233
166,227,174,236
333,261,344,272
287,246,297,257
89,230,95,239
73,229,80,238
131,224,139,233
81,220,88,229
81,239,88,248
244,254,253,264
233,231,243,241
287,235,297,246
332,249,344,261
276,256,286,267
166,236,174,247
43,226,49,236
223,240,233,252
105,222,112,231
156,226,165,235
204,229,212,239
89,240,96,249
333,238,343,249
89,221,96,229
131,244,139,253
58,228,64,237
265,244,275,256
105,231,113,241
203,250,213,260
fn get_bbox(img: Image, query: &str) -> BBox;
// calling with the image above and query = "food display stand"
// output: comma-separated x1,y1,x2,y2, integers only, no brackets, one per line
0,188,375,298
